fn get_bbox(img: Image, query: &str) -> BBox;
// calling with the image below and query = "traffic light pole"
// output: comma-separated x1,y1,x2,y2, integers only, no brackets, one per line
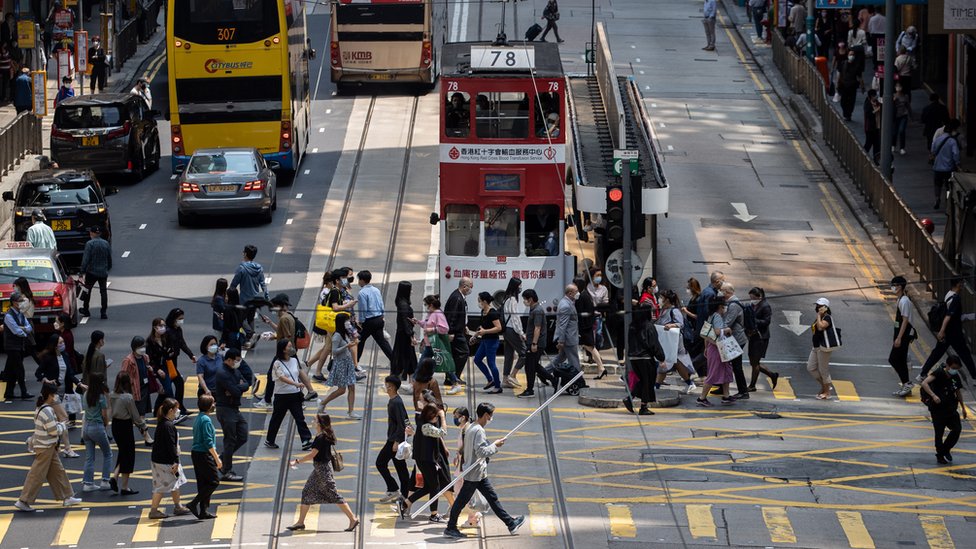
621,164,633,394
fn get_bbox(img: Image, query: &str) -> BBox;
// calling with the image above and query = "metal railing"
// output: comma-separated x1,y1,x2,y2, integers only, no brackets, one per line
595,23,625,150
0,113,42,177
770,31,975,343
115,0,162,70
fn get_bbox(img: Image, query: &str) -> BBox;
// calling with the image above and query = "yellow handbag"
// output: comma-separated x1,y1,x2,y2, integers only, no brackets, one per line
315,302,337,333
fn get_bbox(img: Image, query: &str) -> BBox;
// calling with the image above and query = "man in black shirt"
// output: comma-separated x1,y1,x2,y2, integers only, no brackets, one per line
376,376,412,503
444,277,473,392
921,356,968,464
518,289,554,397
920,278,975,379
214,348,249,481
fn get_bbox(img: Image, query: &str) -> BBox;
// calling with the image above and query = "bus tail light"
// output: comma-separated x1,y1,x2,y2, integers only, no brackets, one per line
422,40,432,66
330,41,341,67
279,121,291,151
171,125,183,155
180,182,200,193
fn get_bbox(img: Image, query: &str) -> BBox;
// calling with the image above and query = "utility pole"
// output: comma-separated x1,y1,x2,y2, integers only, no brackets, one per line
805,0,815,61
621,157,633,396
879,0,895,178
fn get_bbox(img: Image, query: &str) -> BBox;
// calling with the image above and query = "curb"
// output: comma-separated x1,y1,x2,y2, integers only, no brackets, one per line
578,387,682,409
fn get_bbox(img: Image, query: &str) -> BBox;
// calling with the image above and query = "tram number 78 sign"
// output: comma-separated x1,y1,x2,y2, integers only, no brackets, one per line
470,46,535,70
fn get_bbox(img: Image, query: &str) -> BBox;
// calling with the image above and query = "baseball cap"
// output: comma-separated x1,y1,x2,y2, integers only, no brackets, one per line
815,297,830,307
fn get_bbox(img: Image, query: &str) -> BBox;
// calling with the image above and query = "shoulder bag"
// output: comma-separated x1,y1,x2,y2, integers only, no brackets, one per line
26,405,53,454
717,335,744,362
330,444,345,472
822,315,843,349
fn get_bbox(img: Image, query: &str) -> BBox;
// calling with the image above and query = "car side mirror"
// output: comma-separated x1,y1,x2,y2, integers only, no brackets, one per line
268,160,281,170
174,164,186,174
105,187,119,196
429,212,440,225
1,191,13,201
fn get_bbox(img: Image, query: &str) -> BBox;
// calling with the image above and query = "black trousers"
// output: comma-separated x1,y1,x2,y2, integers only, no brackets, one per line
839,86,857,119
450,336,470,383
540,19,561,41
730,355,748,394
524,349,553,391
266,392,312,444
376,439,410,496
90,67,106,92
3,350,27,398
888,340,911,384
447,477,515,530
921,332,976,378
173,372,188,415
112,417,136,474
190,451,221,512
407,459,442,513
82,274,108,313
357,316,394,362
215,406,249,474
932,408,962,457
632,358,656,404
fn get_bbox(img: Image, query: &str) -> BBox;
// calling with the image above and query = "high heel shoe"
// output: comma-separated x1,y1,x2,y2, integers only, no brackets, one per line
594,370,608,380
345,519,360,532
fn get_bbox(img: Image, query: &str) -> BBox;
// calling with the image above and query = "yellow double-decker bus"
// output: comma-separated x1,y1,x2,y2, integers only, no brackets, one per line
167,0,311,173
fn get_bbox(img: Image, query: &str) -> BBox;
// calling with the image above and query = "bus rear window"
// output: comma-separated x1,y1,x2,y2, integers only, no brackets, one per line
445,205,479,257
336,4,425,26
175,76,283,124
173,0,280,45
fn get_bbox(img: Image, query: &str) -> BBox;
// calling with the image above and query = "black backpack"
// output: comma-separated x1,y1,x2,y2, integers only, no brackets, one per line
291,313,308,340
927,300,948,332
920,368,956,410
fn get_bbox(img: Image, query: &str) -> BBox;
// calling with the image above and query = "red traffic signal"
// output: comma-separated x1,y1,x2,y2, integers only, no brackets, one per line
608,187,623,202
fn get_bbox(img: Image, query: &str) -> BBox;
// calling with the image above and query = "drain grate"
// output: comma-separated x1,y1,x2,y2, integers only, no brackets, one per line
803,169,831,182
781,129,802,140
780,184,810,188
729,465,787,475
756,89,774,94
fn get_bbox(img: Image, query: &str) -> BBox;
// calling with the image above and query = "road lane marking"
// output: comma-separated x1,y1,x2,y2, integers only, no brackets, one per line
170,174,176,180
286,218,294,225
920,515,954,549
528,503,556,536
156,198,163,204
370,503,396,537
54,508,89,545
311,148,318,153
667,145,674,150
276,246,283,253
122,251,131,258
139,224,147,230
133,509,161,542
686,504,716,539
304,169,310,175
211,504,239,539
761,507,796,544
606,503,635,538
326,108,332,114
79,317,88,325
773,377,796,399
296,193,303,199
319,128,325,133
906,386,921,403
0,514,10,545
837,511,875,549
833,380,859,401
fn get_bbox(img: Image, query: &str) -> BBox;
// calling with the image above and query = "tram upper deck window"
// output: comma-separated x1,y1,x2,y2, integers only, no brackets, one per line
534,92,560,139
445,92,470,137
476,92,530,139
445,204,479,256
525,204,559,256
485,206,520,257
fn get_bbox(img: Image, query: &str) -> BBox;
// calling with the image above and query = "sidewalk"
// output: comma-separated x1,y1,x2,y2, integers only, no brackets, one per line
721,3,948,246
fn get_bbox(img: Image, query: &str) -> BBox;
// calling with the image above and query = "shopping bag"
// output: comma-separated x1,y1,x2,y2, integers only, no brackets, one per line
314,302,337,333
63,393,83,414
717,336,743,362
429,334,456,373
699,320,716,341
655,325,680,365
627,370,639,392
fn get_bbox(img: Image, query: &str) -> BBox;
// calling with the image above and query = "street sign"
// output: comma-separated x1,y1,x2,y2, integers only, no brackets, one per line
31,71,46,116
605,247,643,289
815,0,853,8
612,149,638,176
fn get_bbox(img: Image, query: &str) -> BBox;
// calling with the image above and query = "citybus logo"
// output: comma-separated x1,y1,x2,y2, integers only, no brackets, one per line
204,59,254,73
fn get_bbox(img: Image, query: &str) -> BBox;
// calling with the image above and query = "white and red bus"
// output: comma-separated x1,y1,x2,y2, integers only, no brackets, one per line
329,0,447,89
436,41,574,313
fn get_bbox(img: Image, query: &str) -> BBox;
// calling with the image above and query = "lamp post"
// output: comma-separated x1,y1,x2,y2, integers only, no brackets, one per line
879,0,896,178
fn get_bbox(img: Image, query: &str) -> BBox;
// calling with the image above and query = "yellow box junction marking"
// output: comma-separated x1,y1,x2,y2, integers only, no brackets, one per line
761,506,796,544
920,515,955,549
290,504,318,535
773,377,796,400
837,511,875,549
370,503,397,537
606,503,636,538
686,504,717,539
211,504,239,539
132,509,161,542
53,509,89,545
528,503,556,536
833,380,860,402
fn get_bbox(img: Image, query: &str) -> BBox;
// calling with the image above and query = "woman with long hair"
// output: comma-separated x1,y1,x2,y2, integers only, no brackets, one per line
211,277,229,336
473,292,503,394
287,413,358,532
164,308,197,420
309,271,339,380
501,277,526,388
13,276,36,360
110,373,150,495
319,313,361,419
147,318,175,416
391,281,419,381
81,372,114,493
747,287,779,391
148,398,190,519
35,333,84,457
14,384,81,512
655,290,698,394
222,288,245,350
120,336,157,415
402,403,449,523
415,294,452,389
638,277,661,320
680,277,705,360
412,357,443,414
574,276,606,379
265,339,314,449
82,330,108,386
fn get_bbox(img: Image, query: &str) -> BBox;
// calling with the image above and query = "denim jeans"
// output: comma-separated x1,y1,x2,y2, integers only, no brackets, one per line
474,338,501,389
83,421,113,485
895,115,909,149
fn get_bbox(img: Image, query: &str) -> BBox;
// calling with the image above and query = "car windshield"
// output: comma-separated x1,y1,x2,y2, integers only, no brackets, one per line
0,258,57,284
20,182,100,207
188,153,259,174
54,105,127,129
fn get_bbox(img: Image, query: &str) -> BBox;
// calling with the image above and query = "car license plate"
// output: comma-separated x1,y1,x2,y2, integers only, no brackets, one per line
208,185,236,192
369,74,393,80
81,136,100,147
52,219,71,231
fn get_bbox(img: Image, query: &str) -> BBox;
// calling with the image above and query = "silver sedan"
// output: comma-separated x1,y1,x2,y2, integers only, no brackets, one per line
176,148,278,226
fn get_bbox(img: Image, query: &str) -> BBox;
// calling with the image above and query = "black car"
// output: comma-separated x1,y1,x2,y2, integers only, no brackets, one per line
3,169,116,263
51,93,162,180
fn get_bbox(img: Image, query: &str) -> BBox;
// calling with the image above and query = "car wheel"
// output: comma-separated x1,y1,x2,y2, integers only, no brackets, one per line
272,191,277,211
178,210,189,226
262,205,273,224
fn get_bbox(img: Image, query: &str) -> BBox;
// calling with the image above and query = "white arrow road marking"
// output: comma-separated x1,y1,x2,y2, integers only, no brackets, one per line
780,310,810,336
731,202,757,222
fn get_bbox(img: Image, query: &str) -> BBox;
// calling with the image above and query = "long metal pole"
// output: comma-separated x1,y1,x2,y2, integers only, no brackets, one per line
805,0,815,61
408,369,585,518
589,0,595,77
621,163,633,404
879,0,896,178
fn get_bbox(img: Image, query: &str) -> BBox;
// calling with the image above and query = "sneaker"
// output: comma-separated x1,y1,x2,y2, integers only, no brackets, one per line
347,412,362,420
355,372,367,381
696,398,712,407
502,379,518,389
61,449,81,458
109,477,118,492
444,528,467,539
62,497,82,507
148,509,168,519
99,479,112,491
264,440,280,449
304,391,318,401
516,389,535,398
733,392,750,400
379,491,400,504
14,500,34,512
721,397,736,405
253,400,270,409
79,308,91,317
220,472,244,482
301,440,314,451
312,374,327,382
174,414,189,425
485,387,502,394
894,383,914,397
429,514,445,523
507,375,522,387
447,385,463,395
685,382,697,395
82,483,99,492
508,515,526,534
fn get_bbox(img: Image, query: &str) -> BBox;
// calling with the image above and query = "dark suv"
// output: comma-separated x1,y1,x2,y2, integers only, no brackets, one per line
51,93,162,180
3,169,116,264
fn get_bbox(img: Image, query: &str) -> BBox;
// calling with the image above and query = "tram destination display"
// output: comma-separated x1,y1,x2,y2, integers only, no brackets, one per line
470,45,536,70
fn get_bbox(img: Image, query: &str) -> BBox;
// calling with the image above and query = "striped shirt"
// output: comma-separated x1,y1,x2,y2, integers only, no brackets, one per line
33,405,64,449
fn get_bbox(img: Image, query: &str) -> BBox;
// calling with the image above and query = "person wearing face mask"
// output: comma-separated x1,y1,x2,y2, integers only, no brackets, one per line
921,356,968,464
81,330,109,388
887,276,917,397
109,373,150,495
130,77,152,108
415,294,453,392
552,284,581,377
931,119,962,209
196,335,224,400
808,298,838,400
444,277,473,389
517,289,554,397
746,288,779,392
472,292,504,394
214,348,249,482
3,290,34,400
164,308,196,421
35,334,85,457
148,318,176,417
121,336,159,416
377,375,412,505
574,276,606,379
892,82,912,156
587,268,610,348
837,46,863,121
501,277,526,388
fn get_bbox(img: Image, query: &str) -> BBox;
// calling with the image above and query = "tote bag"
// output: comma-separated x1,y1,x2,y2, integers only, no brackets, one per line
717,336,743,362
654,325,680,365
314,302,337,334
429,334,456,373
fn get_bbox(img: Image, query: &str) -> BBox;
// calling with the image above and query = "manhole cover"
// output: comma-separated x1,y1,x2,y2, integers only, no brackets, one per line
730,465,787,475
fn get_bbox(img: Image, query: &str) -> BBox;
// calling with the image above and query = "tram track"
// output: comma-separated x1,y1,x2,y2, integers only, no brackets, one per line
265,93,420,549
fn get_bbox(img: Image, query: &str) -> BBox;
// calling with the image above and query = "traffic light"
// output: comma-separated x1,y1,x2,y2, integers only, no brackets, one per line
606,185,624,244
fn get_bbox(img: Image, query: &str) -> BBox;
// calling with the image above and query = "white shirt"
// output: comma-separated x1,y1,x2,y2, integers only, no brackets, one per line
131,85,152,109
27,221,58,249
503,296,523,336
867,14,885,34
897,295,913,325
587,283,609,306
272,357,302,395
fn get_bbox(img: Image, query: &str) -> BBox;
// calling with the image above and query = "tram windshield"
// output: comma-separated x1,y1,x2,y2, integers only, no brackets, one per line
476,92,530,139
485,206,520,257
534,92,560,138
525,204,560,256
445,204,480,256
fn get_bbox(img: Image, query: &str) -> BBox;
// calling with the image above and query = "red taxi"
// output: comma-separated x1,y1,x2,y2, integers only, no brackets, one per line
0,243,78,337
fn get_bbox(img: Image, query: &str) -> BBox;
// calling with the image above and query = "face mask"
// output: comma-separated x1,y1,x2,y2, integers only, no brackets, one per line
594,276,602,285
231,360,242,370
208,344,219,354
155,325,166,335
848,55,855,61
751,299,759,306
57,343,66,353
890,286,897,292
685,288,691,296
453,416,461,427
176,319,184,327
523,300,530,308
948,368,960,376
573,292,580,301
135,347,146,357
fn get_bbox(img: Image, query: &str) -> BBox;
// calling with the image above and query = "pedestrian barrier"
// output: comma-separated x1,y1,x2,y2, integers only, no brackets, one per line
115,0,162,70
0,113,42,177
770,31,974,344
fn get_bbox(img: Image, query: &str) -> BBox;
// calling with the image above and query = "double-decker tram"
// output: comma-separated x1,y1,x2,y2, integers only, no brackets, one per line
435,41,574,312
167,0,312,173
329,0,447,89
